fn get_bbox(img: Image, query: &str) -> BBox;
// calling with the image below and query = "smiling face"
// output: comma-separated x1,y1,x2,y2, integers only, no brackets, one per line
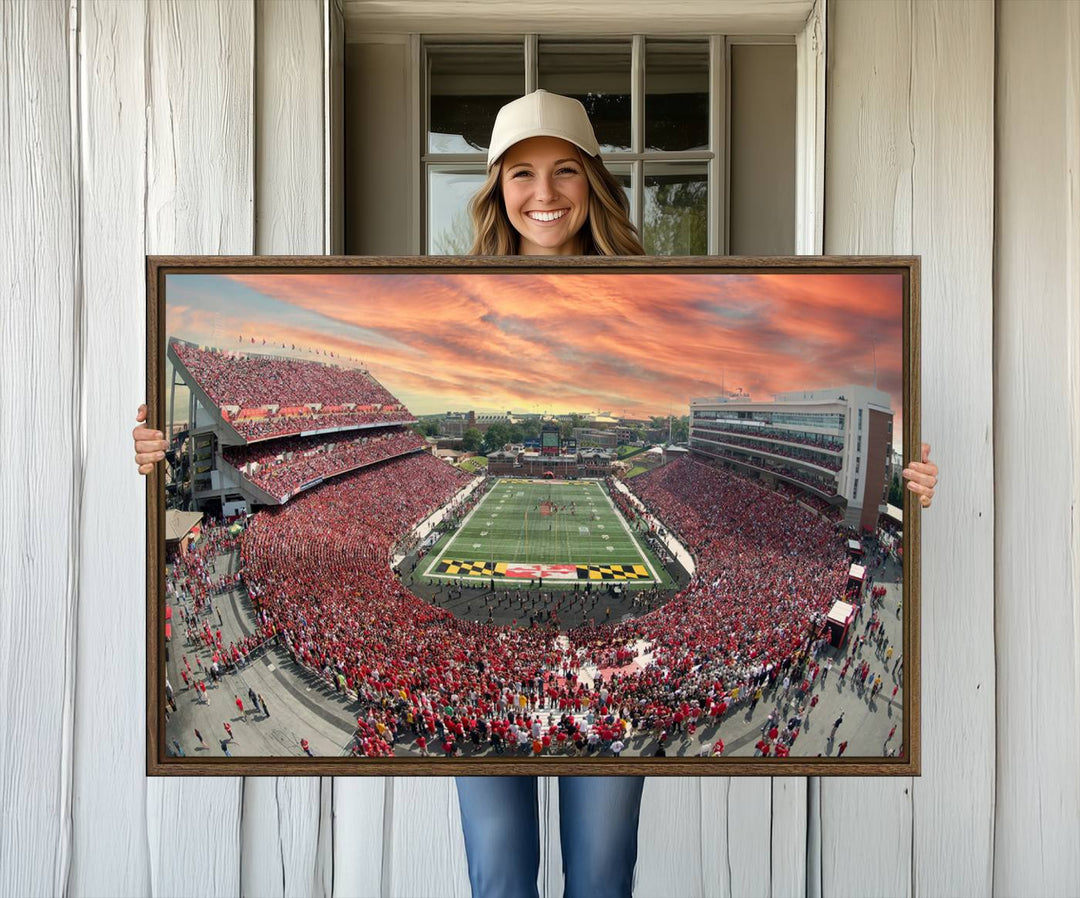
499,136,591,255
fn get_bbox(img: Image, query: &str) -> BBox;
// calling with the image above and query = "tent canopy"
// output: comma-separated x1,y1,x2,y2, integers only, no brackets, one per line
165,510,203,542
827,600,855,626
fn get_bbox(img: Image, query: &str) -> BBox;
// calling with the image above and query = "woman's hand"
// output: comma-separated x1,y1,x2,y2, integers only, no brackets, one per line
902,442,938,508
133,403,169,475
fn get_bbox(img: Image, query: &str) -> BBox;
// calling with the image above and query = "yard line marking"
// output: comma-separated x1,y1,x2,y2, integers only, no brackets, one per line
599,480,660,582
423,482,498,577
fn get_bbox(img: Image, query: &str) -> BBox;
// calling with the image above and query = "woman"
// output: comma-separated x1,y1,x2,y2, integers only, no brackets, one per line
451,93,649,898
133,90,938,898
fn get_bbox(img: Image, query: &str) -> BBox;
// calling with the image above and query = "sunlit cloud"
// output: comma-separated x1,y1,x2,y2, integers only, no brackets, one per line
165,270,905,432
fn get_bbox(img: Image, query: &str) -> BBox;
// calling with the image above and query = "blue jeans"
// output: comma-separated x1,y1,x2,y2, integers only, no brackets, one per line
455,775,646,898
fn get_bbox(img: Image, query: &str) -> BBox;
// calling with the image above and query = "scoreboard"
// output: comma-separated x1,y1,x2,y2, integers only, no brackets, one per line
540,425,561,456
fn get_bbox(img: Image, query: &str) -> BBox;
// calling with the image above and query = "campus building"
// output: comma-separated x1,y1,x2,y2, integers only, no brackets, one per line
572,426,619,449
486,448,615,478
688,385,893,532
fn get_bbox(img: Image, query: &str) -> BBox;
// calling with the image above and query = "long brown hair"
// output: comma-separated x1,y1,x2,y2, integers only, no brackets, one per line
468,151,645,256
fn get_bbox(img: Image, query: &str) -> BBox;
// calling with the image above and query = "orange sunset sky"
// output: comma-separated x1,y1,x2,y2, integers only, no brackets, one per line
166,271,904,428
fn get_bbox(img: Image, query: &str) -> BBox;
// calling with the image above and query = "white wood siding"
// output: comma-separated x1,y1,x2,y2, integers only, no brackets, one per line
0,2,1076,897
824,3,997,896
994,1,1080,894
0,3,78,895
143,3,253,893
71,0,151,893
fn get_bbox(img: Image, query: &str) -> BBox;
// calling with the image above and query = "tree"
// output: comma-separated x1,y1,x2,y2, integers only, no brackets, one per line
671,416,690,443
560,413,586,439
461,428,484,452
643,178,708,255
483,422,512,452
888,473,904,507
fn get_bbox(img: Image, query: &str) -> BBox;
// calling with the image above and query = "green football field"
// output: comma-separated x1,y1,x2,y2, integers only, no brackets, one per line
422,479,667,586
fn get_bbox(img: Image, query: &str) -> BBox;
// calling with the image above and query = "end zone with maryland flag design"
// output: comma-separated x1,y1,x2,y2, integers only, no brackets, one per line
436,560,652,581
423,478,668,587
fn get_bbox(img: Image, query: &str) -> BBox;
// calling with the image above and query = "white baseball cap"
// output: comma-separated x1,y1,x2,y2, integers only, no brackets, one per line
486,90,601,169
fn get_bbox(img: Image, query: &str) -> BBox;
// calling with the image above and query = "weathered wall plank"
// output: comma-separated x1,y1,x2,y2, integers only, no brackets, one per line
908,3,996,894
144,2,255,893
823,2,996,895
71,1,152,894
994,2,1080,894
242,2,330,896
822,4,915,889
384,778,471,898
0,2,78,893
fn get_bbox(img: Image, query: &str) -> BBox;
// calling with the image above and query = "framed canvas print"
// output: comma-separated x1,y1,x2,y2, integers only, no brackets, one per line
146,256,921,776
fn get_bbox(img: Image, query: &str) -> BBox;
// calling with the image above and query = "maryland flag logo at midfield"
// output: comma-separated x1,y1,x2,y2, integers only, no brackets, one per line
437,560,507,577
575,563,650,581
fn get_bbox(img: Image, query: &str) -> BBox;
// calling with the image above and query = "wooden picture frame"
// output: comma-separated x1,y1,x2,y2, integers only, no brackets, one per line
147,255,920,776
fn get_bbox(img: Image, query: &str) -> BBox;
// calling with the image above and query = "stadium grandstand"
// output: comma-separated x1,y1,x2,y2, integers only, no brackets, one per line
688,385,893,532
165,342,872,758
224,452,852,757
166,338,420,511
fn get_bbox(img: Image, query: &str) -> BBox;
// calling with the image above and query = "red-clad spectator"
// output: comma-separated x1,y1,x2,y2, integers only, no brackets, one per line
170,339,414,441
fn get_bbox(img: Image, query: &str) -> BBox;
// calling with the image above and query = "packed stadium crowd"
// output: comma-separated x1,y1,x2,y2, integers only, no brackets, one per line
165,522,275,694
167,522,244,613
216,435,855,757
170,341,413,440
582,457,847,670
224,407,416,442
692,429,844,472
223,427,427,500
166,335,861,758
695,423,844,453
689,444,840,497
773,480,843,520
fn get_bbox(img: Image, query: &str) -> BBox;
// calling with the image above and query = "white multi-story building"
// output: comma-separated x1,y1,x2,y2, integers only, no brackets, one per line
688,385,894,531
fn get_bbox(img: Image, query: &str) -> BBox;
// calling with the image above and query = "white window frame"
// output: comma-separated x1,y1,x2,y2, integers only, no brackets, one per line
401,0,825,256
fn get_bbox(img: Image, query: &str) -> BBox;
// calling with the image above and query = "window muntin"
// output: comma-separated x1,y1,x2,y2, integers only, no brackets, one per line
422,35,723,255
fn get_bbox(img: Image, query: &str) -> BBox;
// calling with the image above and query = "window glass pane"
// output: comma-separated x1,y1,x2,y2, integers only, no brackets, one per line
643,163,707,255
645,40,709,152
428,167,487,254
428,44,524,154
538,41,632,153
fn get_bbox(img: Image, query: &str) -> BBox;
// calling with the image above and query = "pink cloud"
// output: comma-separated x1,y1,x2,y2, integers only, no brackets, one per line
175,271,905,419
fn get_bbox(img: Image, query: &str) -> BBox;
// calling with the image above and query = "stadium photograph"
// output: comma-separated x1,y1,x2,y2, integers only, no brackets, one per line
150,261,915,771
